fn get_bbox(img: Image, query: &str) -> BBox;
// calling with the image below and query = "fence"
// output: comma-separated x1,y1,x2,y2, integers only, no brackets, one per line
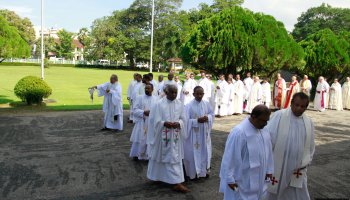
3,58,79,65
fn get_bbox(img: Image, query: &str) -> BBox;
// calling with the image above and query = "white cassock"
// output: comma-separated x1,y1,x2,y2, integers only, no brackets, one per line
220,118,274,200
127,80,137,120
232,80,245,114
176,81,183,100
314,82,328,112
132,82,144,103
243,77,254,100
184,99,214,179
97,82,123,130
227,81,235,115
215,80,229,116
146,98,187,184
199,78,213,106
300,80,312,96
245,82,262,113
209,80,216,109
261,82,271,108
181,79,197,106
266,108,315,200
150,80,158,96
324,81,330,108
342,81,350,109
329,82,343,111
130,94,158,160
157,81,164,96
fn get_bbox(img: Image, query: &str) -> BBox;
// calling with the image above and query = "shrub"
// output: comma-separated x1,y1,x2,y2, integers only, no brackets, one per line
14,76,52,105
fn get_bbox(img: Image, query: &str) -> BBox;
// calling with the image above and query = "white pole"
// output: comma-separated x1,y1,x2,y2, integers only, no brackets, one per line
41,0,44,79
150,0,155,73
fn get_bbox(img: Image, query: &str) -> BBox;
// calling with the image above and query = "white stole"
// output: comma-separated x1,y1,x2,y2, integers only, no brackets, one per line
268,108,312,194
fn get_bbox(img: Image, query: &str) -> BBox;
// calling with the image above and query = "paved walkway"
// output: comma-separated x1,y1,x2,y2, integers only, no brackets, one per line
0,109,349,199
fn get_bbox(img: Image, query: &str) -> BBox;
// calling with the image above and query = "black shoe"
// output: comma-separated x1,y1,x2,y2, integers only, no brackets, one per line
101,127,110,131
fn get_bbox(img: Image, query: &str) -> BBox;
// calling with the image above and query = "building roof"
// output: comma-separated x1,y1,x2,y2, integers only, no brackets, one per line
167,57,182,63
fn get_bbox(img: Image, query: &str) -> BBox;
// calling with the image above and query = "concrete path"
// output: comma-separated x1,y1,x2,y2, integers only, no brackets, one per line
0,109,349,199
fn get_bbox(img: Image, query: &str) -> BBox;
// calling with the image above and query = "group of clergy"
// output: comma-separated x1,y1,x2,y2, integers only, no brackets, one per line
91,71,349,199
274,73,350,112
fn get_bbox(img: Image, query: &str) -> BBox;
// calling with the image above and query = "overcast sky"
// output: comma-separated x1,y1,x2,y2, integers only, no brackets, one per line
0,0,349,33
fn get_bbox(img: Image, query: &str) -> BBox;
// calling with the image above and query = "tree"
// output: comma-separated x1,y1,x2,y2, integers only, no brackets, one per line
181,7,303,77
251,13,305,77
0,9,36,45
212,0,244,11
56,29,74,59
34,37,57,58
0,15,30,61
299,29,350,81
292,4,350,42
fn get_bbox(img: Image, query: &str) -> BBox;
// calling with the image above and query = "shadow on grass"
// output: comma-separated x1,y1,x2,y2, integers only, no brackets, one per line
0,95,14,104
0,102,131,112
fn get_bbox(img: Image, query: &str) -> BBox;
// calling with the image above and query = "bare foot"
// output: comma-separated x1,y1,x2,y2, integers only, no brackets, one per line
173,184,190,193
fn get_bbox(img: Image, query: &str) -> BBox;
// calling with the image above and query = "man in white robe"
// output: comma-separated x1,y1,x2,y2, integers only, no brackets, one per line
266,92,315,200
273,73,287,109
342,77,350,109
148,73,158,96
146,84,189,193
175,75,183,100
207,74,216,109
227,78,236,115
199,72,212,106
160,73,177,97
262,79,271,108
127,73,137,123
324,78,330,109
157,75,165,96
92,74,123,131
190,73,197,85
314,76,329,112
283,75,300,109
130,84,157,160
184,86,214,180
181,73,197,106
215,74,229,117
243,72,254,102
220,105,274,200
300,75,312,96
329,79,343,111
245,76,262,113
232,74,245,115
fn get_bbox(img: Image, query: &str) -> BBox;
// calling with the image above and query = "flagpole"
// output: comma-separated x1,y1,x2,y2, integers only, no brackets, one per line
150,0,155,73
41,0,45,79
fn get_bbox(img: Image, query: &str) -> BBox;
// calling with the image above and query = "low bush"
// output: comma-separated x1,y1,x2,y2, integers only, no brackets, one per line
14,76,52,105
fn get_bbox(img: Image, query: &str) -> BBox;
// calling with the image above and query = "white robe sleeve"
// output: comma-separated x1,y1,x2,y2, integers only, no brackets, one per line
96,82,109,97
133,96,144,121
110,84,122,107
146,102,159,146
220,128,244,189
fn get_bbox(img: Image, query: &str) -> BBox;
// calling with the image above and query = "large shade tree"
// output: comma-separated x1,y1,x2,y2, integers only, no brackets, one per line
0,9,36,45
0,15,30,61
299,29,350,81
181,7,304,77
292,4,350,42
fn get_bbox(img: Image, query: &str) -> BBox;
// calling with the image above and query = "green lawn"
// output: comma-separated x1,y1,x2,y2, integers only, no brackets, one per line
0,65,166,111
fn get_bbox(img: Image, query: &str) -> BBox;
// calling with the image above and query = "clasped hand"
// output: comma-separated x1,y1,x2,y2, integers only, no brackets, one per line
164,122,180,129
144,110,150,116
197,116,208,123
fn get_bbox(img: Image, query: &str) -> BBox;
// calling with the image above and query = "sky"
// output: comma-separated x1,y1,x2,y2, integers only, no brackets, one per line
0,0,349,33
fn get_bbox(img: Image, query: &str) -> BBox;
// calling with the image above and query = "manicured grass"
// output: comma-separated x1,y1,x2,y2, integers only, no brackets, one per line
0,65,166,111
